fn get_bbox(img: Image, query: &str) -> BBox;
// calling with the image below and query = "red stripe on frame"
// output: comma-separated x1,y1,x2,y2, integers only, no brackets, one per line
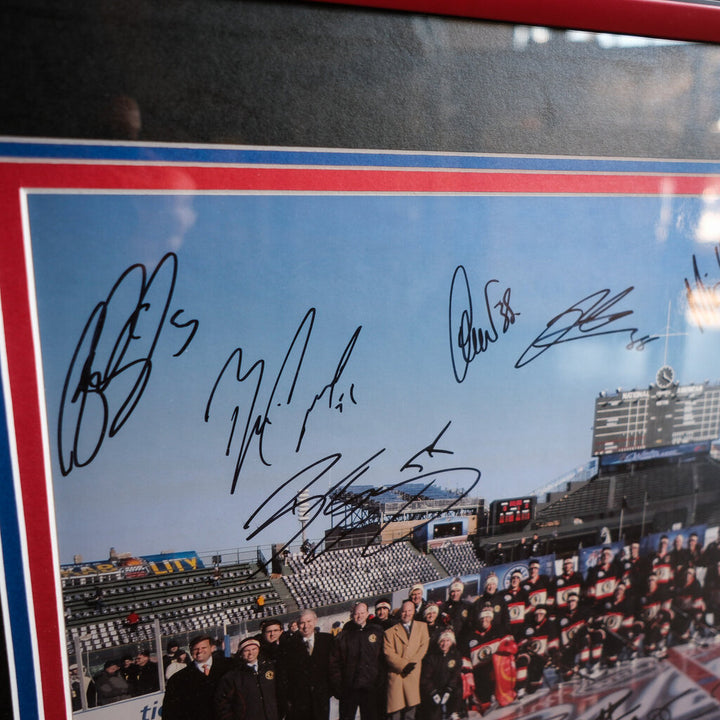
3,161,720,194
0,174,63,716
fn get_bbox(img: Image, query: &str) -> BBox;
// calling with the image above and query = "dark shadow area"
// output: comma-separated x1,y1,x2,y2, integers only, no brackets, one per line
2,0,720,158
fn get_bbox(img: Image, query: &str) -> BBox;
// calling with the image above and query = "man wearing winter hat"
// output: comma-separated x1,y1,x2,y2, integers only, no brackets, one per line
441,578,472,654
373,598,397,630
468,604,513,714
94,659,131,706
215,637,280,720
408,584,429,622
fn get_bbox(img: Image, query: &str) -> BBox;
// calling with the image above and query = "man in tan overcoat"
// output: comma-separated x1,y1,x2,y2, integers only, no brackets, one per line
383,599,430,720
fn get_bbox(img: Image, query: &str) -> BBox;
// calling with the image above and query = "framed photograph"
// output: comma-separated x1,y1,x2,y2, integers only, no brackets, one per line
4,3,720,720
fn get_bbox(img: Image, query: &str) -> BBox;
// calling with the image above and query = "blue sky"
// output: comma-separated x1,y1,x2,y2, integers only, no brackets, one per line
25,187,720,564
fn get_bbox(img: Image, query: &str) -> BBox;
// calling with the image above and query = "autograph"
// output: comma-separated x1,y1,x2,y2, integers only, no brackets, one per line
243,448,480,563
296,325,360,452
590,686,716,720
58,252,198,476
205,308,361,493
590,690,638,720
685,243,720,332
645,688,716,720
243,423,481,566
515,287,659,368
449,265,656,377
400,420,454,473
449,264,520,383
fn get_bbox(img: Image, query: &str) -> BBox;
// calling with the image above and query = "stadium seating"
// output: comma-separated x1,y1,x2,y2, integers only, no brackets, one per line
536,458,719,524
431,540,485,576
63,561,286,654
282,542,442,608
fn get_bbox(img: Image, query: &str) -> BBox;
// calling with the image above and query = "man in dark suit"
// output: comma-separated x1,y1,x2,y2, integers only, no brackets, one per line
256,618,285,662
128,650,160,696
161,634,232,720
330,601,384,720
277,609,334,720
215,637,280,720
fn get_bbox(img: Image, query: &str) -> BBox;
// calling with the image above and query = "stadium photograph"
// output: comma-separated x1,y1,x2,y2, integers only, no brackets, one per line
5,137,720,720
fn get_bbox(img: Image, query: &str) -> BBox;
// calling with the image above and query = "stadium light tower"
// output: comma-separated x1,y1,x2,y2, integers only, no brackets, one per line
298,489,309,543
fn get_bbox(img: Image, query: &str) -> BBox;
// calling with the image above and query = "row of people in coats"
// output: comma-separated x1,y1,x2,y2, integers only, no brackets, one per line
160,599,467,720
161,539,720,720
78,532,720,717
71,650,162,709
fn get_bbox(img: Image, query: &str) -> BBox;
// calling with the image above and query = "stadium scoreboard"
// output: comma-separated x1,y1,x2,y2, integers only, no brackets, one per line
490,497,535,529
592,379,720,456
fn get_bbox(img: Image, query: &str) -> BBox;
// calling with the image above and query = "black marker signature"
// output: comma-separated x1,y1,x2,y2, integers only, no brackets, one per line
244,428,480,567
589,690,638,720
685,244,720,333
243,448,383,545
205,308,360,493
586,683,713,720
401,420,453,473
645,687,714,720
58,252,198,476
449,265,520,383
296,325,360,451
515,287,659,368
356,466,481,558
